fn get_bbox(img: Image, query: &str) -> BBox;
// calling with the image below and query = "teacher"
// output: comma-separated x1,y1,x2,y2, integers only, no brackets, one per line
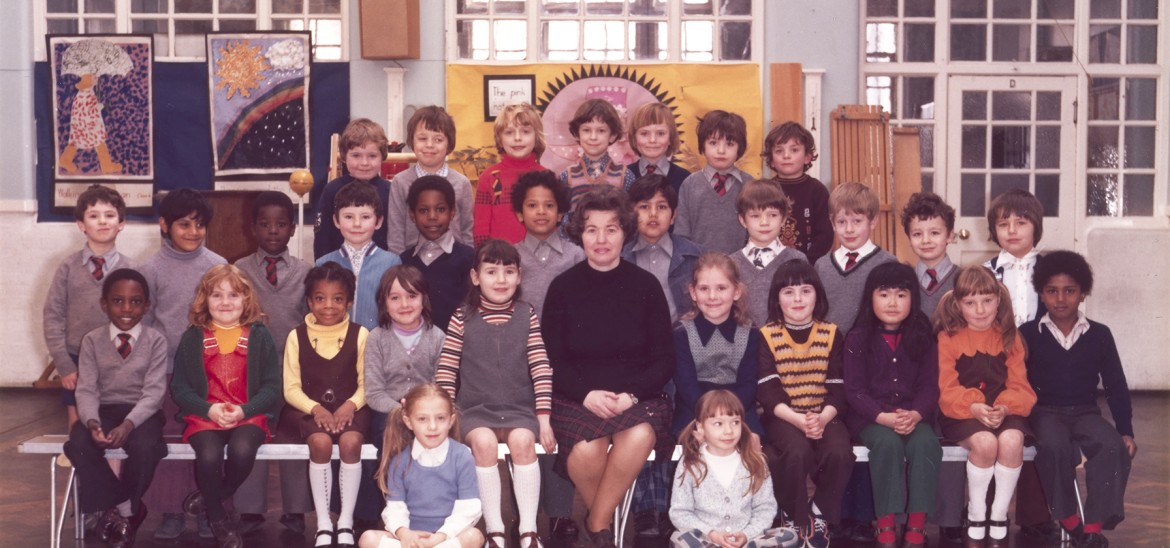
541,186,675,547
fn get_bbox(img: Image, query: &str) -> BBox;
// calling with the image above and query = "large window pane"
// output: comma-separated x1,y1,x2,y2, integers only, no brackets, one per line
130,0,166,13
456,19,489,60
720,21,751,60
962,126,987,168
1090,0,1120,18
1039,0,1074,18
990,126,1029,169
904,0,934,17
1035,126,1060,168
1124,126,1155,168
1037,25,1073,61
1089,24,1121,63
902,77,934,119
1125,78,1157,120
1034,174,1060,216
1127,25,1158,63
991,174,1030,199
629,21,667,60
543,20,580,60
1124,175,1154,215
992,24,1030,61
1087,126,1119,168
1088,77,1120,120
681,20,713,61
218,19,255,31
84,18,115,32
961,173,987,216
308,0,341,14
866,22,896,62
583,20,624,60
992,91,1030,120
1128,0,1156,19
1036,92,1060,120
493,19,527,59
951,24,986,61
993,0,1030,18
905,23,934,62
220,0,256,14
495,1,526,14
1087,174,1119,216
963,91,987,120
866,76,893,113
952,0,987,18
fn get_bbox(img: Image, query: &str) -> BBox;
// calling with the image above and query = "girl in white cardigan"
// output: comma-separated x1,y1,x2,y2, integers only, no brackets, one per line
669,390,800,548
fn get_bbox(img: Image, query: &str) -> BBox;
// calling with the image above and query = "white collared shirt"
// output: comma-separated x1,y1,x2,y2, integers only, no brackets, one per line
411,437,450,467
742,239,786,269
341,240,375,278
989,249,1039,326
108,322,144,346
1038,310,1091,350
415,230,455,266
415,163,450,178
833,240,877,270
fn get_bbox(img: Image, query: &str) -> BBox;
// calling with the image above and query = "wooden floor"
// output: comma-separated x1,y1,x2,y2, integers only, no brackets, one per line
2,387,1168,547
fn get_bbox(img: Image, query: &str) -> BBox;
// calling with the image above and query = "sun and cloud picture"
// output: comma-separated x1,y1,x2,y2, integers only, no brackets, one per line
207,32,311,175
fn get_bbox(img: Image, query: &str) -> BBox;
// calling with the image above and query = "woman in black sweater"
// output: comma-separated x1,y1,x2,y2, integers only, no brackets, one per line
542,186,675,547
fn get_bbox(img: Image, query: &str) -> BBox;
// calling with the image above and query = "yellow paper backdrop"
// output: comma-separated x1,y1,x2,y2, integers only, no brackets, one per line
445,63,763,181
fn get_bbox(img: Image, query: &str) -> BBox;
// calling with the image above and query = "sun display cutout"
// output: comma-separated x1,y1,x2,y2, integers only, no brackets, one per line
534,65,687,174
214,39,270,100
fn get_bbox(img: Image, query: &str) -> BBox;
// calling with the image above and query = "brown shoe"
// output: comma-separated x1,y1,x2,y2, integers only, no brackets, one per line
109,505,148,548
96,507,121,542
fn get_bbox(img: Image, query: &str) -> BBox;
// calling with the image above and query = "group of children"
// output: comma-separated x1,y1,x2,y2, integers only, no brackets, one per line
46,98,1134,548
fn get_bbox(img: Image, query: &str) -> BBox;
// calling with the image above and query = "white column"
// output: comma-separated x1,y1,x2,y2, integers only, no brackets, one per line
384,66,408,143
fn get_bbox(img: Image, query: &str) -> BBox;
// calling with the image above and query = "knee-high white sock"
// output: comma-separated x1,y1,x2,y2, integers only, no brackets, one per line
309,462,334,538
512,461,541,541
989,463,1022,539
966,461,994,540
476,465,504,533
337,461,362,538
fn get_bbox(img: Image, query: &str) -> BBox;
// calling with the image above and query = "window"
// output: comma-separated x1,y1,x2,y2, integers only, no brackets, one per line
449,0,761,63
38,0,347,61
862,0,1163,218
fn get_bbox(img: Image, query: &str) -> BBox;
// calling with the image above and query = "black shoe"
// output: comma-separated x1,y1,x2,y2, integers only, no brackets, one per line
1020,520,1061,544
850,520,876,543
237,513,265,536
182,489,206,517
335,527,356,547
97,507,122,542
586,528,617,548
109,505,148,548
633,510,659,537
1080,532,1109,548
550,516,580,543
941,525,965,545
210,517,243,548
279,512,306,535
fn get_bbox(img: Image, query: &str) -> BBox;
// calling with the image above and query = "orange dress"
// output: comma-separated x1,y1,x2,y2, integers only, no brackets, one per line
181,326,270,442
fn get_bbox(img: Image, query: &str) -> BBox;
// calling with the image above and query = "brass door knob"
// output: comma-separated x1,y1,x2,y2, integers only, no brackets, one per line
958,229,970,240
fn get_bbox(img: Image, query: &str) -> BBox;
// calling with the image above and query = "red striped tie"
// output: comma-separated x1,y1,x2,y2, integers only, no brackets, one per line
713,173,728,197
264,257,280,287
90,257,105,281
926,268,939,291
645,164,657,175
116,333,131,359
844,252,859,271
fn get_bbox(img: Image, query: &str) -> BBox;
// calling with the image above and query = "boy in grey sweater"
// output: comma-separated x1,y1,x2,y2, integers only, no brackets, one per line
674,110,753,254
731,179,809,327
138,188,226,540
44,184,131,440
64,268,168,548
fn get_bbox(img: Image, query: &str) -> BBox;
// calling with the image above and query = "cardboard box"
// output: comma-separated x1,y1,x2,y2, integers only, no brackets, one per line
359,0,420,60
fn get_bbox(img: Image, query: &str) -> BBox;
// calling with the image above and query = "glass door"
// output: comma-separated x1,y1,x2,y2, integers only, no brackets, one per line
945,75,1078,265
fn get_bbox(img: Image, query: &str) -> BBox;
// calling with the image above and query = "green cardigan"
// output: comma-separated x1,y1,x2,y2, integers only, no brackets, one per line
171,323,283,426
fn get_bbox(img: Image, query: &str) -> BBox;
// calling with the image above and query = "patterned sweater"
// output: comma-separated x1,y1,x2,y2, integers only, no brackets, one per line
756,322,844,414
473,154,545,247
937,327,1036,420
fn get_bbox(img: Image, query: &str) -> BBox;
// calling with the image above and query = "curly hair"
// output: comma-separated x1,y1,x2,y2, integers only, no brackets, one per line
1032,250,1093,295
762,121,818,174
188,264,266,329
564,186,636,248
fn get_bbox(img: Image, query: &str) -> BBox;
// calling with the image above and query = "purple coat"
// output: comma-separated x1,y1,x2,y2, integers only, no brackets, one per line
843,330,939,437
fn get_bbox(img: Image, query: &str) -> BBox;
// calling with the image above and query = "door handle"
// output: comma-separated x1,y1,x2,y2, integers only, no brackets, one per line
957,229,970,240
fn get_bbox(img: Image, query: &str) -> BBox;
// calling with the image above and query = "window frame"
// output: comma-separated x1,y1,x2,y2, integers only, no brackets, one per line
33,0,349,62
444,0,764,64
858,0,1167,223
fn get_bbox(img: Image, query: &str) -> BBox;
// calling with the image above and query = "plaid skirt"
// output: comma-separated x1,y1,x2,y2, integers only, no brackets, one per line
551,394,673,478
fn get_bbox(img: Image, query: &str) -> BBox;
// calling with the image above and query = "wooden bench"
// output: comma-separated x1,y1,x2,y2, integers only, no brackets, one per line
18,435,1037,548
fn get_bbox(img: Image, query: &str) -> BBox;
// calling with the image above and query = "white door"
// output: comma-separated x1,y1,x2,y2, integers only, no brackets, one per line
945,75,1078,266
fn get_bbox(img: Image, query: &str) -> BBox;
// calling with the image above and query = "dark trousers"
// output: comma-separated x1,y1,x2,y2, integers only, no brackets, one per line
189,425,266,521
1032,405,1130,529
540,454,576,518
143,378,198,513
859,422,941,517
764,417,854,525
64,404,166,515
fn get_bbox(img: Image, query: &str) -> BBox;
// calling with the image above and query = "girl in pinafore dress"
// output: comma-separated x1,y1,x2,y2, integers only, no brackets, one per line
171,265,282,548
284,262,372,547
435,239,554,548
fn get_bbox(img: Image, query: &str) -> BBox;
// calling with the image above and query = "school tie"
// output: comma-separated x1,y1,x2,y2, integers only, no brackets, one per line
644,164,657,175
116,333,131,359
264,256,280,287
926,268,939,291
712,173,729,197
751,247,772,269
844,251,859,271
90,257,105,281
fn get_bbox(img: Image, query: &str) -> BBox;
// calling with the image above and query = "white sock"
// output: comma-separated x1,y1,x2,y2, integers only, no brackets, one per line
989,463,1022,539
116,499,133,518
477,465,504,533
337,461,362,542
810,500,823,517
966,461,994,540
512,461,541,542
309,461,334,540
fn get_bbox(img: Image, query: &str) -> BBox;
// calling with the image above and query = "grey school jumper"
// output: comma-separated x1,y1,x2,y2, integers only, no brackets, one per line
43,248,131,376
674,167,752,254
386,167,475,254
515,232,585,319
75,324,169,429
235,250,310,358
730,247,809,327
140,241,227,371
815,248,897,333
363,324,446,414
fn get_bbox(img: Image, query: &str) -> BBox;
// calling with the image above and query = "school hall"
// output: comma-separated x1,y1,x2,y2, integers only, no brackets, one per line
1,0,1169,546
